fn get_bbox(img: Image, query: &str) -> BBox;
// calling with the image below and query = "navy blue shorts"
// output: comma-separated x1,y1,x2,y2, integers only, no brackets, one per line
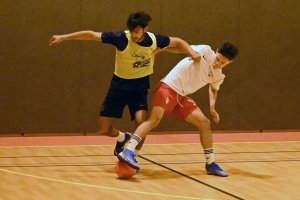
100,88,148,120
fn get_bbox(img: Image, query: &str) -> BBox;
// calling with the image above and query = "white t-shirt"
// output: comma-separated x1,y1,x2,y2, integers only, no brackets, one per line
162,45,225,96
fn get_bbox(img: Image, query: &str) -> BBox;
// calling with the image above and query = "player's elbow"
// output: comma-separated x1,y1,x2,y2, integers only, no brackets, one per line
173,37,183,47
85,30,101,41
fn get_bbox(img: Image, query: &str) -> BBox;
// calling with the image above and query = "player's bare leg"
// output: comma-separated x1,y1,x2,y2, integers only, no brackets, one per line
97,116,131,156
185,108,228,177
117,106,164,170
134,109,148,155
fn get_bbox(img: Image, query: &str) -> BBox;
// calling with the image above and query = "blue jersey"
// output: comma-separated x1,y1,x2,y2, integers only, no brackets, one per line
101,31,170,90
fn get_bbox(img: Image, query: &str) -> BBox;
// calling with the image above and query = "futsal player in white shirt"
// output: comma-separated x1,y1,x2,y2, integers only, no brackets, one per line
118,41,239,177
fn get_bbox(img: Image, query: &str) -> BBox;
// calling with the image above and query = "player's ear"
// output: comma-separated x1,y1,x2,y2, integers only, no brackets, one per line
144,26,148,32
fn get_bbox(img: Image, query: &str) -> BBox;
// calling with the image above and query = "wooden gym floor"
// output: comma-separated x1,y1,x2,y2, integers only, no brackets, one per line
0,131,299,200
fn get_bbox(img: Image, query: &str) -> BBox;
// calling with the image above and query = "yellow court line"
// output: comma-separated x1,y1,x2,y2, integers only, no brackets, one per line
0,167,213,200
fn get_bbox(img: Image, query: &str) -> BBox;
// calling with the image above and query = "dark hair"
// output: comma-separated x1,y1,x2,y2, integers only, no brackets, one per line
126,10,152,31
218,41,239,60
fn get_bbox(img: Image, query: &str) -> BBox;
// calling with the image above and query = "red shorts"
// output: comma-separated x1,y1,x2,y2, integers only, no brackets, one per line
152,82,198,121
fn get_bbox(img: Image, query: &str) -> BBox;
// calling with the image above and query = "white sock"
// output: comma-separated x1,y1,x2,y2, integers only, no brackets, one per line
126,135,142,152
134,149,140,156
204,148,215,164
116,131,125,142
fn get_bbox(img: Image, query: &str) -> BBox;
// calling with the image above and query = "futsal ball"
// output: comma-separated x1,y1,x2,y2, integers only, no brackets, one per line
114,160,136,179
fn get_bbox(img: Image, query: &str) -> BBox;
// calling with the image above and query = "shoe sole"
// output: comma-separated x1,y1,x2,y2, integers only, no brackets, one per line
207,172,228,177
114,150,122,161
113,150,119,156
117,153,140,170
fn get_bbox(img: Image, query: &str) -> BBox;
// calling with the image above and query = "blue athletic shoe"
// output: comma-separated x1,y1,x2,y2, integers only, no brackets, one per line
113,132,131,156
205,162,228,177
117,149,140,170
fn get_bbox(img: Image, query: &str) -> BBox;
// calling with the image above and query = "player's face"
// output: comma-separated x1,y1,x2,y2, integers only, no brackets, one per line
130,26,146,42
212,52,232,69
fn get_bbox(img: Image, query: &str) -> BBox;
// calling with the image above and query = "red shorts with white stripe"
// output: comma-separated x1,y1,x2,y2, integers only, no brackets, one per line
152,82,198,121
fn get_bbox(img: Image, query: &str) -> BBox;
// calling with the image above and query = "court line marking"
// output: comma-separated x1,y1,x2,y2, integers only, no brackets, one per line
0,140,299,148
0,167,214,200
140,155,244,200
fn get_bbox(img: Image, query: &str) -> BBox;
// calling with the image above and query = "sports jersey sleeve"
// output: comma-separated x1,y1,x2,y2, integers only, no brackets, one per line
211,78,224,90
191,45,208,53
154,34,170,49
101,31,128,51
201,46,215,63
191,45,214,62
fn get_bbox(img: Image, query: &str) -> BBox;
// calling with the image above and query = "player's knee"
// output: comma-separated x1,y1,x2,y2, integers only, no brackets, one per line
149,115,162,127
199,117,210,127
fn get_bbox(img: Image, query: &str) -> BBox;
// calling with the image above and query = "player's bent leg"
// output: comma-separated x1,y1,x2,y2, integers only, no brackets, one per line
132,106,164,140
185,108,228,177
118,107,165,170
97,116,131,156
134,109,148,152
133,109,148,172
97,116,118,137
185,108,212,149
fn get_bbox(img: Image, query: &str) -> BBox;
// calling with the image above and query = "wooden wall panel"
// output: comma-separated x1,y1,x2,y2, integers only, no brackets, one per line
238,0,300,129
0,0,81,133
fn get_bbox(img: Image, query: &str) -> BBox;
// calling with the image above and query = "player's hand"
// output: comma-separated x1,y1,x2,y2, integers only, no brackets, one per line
210,108,220,124
49,35,64,46
152,47,162,55
189,52,201,62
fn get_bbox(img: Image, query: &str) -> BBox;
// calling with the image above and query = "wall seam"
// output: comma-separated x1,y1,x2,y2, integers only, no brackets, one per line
79,0,82,132
237,0,241,130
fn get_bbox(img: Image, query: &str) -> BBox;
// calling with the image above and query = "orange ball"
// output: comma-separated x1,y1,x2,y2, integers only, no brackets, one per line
114,160,136,179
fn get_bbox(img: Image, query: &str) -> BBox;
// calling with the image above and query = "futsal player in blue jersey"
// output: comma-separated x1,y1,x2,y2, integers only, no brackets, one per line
49,10,200,158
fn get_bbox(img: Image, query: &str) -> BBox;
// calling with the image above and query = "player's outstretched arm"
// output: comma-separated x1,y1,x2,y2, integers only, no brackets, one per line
165,37,200,62
49,31,102,46
209,85,220,124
